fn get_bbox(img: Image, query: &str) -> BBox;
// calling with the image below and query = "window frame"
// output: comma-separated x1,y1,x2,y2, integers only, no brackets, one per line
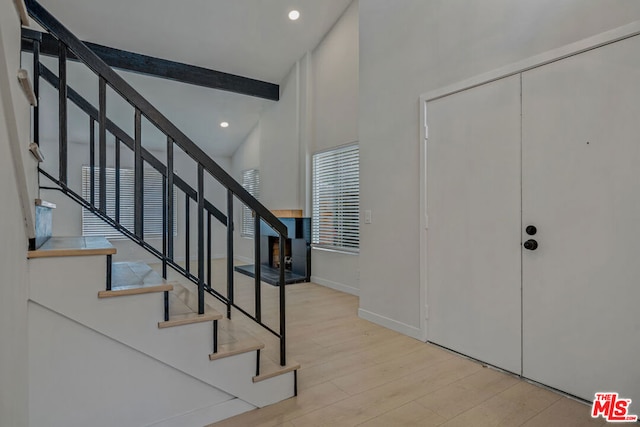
312,143,360,253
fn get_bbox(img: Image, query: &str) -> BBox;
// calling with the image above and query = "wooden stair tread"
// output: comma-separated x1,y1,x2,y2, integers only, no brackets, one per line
253,358,300,383
98,284,173,298
28,236,115,258
35,199,56,209
158,311,222,328
209,338,265,361
98,262,174,297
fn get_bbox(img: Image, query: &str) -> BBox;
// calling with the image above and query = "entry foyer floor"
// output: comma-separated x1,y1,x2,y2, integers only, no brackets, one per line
152,259,604,427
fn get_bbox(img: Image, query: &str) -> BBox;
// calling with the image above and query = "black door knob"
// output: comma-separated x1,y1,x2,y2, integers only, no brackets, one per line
526,225,537,236
523,239,538,251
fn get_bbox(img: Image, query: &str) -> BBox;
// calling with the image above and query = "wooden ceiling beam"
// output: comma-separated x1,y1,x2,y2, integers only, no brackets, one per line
21,28,279,101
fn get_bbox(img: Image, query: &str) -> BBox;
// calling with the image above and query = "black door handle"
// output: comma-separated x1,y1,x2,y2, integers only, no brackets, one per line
523,239,538,251
526,225,537,236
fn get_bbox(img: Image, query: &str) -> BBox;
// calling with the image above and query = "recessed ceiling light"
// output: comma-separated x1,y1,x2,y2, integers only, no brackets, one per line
220,121,229,128
288,10,300,21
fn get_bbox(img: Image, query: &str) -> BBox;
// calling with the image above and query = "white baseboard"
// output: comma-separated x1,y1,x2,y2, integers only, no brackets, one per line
358,308,424,340
146,398,254,427
311,276,359,296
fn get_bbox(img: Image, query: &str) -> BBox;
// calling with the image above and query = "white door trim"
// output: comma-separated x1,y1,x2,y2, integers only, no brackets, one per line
418,19,640,342
418,96,428,342
422,20,640,104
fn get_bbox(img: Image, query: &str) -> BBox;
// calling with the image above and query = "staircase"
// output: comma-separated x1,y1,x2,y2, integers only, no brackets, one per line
17,1,299,425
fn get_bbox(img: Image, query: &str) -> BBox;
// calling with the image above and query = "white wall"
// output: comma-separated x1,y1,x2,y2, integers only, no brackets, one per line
230,0,360,295
0,2,33,426
312,0,359,154
260,65,300,210
358,0,640,338
29,303,249,427
310,0,359,294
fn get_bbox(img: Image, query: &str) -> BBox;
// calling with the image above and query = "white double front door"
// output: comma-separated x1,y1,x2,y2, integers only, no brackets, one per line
426,34,640,402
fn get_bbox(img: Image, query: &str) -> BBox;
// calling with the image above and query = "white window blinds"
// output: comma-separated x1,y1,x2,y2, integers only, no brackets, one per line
81,166,176,238
312,144,359,252
241,169,260,237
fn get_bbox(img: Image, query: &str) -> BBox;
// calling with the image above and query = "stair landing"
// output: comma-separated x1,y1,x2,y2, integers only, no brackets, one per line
27,236,115,258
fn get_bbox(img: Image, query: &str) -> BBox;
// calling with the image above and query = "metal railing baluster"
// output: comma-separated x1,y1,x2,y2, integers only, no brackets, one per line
167,137,174,261
185,195,190,275
162,170,167,280
106,254,112,291
254,213,261,322
134,108,143,239
58,41,67,185
115,138,120,224
98,77,107,214
89,119,95,206
207,213,212,288
197,164,205,315
226,189,234,319
213,319,218,353
33,39,40,144
279,236,286,366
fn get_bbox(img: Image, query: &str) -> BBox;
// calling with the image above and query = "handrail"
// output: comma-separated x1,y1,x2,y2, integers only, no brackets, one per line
24,0,287,237
26,0,289,366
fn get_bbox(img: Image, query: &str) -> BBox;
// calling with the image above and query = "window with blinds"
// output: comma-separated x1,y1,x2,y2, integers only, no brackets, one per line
312,144,359,252
81,166,176,238
241,168,260,237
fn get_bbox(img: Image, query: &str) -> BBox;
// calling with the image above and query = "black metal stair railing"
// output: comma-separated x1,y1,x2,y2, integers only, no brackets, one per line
24,0,289,366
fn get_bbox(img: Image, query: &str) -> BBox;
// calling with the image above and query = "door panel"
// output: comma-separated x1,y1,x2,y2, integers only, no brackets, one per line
522,35,640,402
427,75,522,374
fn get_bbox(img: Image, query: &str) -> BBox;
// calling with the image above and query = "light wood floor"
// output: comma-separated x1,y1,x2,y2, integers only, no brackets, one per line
152,260,603,427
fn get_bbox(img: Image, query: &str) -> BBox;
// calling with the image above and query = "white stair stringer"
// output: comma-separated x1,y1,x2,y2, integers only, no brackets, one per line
28,254,296,409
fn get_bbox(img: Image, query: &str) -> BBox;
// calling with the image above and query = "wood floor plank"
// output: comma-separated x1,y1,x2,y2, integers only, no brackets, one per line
438,381,561,427
520,398,606,427
357,401,446,427
149,259,595,427
415,368,521,420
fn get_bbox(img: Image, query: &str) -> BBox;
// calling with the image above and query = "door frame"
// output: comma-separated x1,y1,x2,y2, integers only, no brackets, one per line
418,20,640,342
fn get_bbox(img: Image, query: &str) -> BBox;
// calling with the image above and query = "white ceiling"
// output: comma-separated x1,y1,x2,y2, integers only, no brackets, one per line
34,0,353,158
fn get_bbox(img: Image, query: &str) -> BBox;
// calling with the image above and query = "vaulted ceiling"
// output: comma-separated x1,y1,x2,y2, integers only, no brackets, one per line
35,0,353,157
